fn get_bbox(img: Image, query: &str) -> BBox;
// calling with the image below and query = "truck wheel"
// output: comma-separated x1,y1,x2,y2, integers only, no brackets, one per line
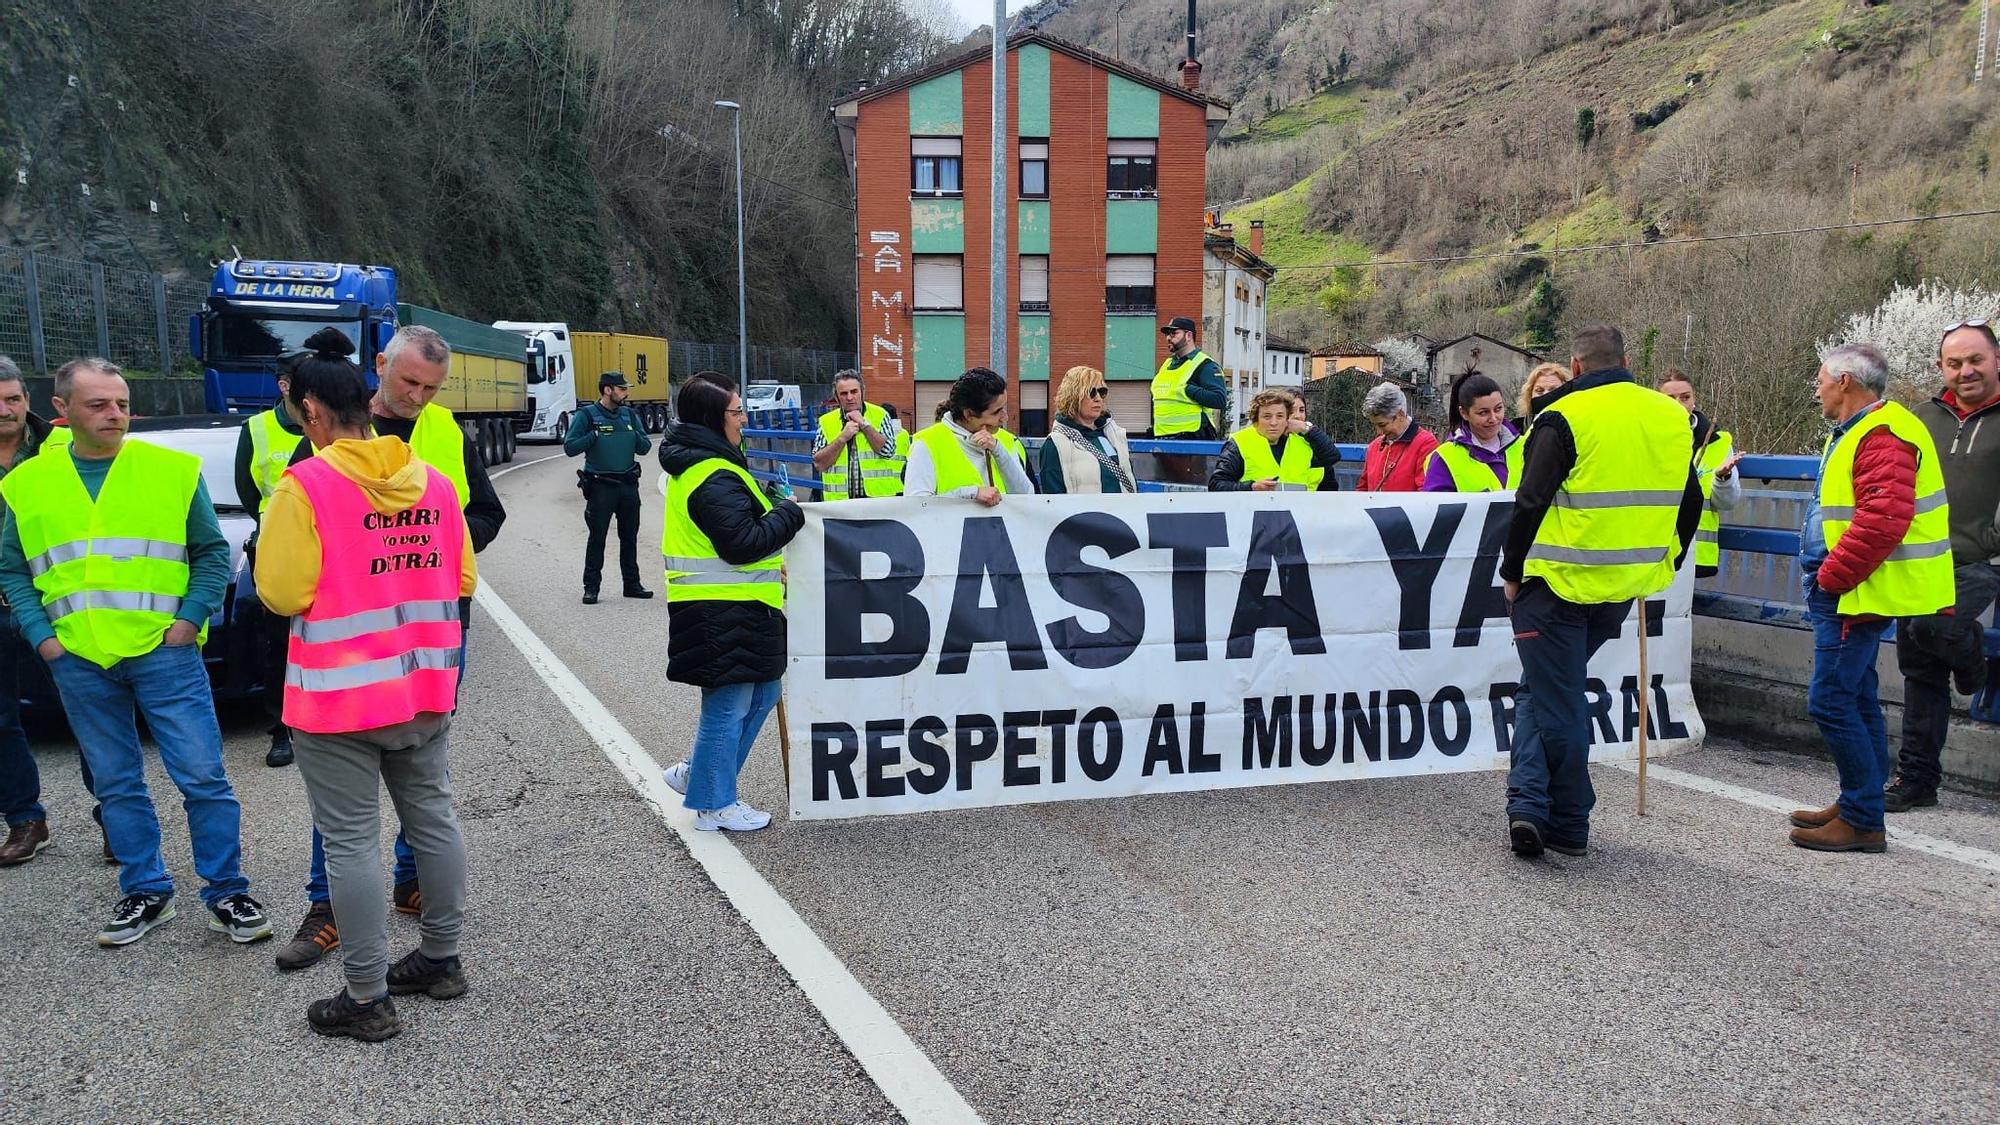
554,412,570,446
485,419,503,466
648,404,663,433
503,424,517,462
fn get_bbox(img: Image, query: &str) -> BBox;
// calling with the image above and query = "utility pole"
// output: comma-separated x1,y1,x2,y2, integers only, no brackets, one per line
715,100,749,386
989,3,1008,380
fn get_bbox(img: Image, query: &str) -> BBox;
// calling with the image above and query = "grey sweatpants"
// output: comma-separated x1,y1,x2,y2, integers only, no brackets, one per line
293,712,467,1000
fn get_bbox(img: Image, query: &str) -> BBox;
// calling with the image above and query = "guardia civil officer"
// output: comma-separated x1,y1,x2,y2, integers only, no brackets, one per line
256,327,474,1040
235,357,308,768
810,369,903,500
564,370,653,604
1150,316,1229,485
655,372,805,832
1497,325,1703,859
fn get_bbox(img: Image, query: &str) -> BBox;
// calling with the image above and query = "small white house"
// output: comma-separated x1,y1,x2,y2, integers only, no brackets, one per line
1201,222,1276,430
1265,334,1308,390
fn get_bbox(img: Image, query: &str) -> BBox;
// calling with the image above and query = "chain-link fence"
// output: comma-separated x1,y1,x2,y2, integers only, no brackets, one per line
669,340,856,384
0,246,209,378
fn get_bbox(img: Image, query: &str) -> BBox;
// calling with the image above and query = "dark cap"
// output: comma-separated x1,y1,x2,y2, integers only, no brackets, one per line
1160,316,1198,336
598,371,629,389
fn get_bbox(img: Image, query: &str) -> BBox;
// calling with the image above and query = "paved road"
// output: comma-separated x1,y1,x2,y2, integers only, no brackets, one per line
4,446,1997,1124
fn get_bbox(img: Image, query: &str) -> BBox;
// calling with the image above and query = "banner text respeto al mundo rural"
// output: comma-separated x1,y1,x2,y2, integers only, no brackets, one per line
783,492,1703,820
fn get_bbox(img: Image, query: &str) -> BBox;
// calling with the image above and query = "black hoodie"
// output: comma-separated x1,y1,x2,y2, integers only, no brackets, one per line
659,422,805,687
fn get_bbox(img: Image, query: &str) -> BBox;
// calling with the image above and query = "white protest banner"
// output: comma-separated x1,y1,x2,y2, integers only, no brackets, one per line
782,491,1703,820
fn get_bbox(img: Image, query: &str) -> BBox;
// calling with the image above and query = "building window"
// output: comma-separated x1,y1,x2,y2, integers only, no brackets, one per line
912,137,963,196
1019,255,1050,312
1020,140,1049,199
1106,139,1157,197
914,255,964,311
1105,255,1155,313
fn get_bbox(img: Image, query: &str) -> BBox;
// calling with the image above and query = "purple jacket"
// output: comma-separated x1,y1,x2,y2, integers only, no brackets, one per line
1421,421,1521,492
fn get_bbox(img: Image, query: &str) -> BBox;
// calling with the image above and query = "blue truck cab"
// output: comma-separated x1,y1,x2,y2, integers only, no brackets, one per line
190,260,400,413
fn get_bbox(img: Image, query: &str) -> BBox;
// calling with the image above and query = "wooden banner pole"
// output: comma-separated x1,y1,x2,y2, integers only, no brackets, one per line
1635,596,1651,816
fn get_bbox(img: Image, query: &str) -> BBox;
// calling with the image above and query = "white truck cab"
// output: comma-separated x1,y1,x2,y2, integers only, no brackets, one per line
494,320,578,441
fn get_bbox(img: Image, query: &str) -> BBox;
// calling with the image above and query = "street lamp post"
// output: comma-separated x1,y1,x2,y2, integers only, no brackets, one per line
714,99,748,387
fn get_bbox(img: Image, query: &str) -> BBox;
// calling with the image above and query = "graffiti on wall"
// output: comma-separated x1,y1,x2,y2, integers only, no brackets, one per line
868,230,907,380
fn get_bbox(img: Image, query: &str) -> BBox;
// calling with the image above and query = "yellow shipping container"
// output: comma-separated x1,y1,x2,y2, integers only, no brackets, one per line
570,332,669,404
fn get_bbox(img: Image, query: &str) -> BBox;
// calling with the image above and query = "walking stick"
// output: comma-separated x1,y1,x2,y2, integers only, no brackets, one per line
776,694,792,791
1635,595,1650,816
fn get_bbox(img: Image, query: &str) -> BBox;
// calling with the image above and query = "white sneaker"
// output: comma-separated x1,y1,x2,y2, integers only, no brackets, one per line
694,802,771,833
662,760,690,795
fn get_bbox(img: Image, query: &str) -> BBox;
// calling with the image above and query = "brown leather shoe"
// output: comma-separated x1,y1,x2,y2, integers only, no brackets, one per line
0,819,50,866
1790,815,1887,853
1788,802,1840,830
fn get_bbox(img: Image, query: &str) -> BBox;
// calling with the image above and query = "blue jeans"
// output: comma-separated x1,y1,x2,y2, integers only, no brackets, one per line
1505,580,1628,844
302,621,466,901
47,642,249,906
1806,584,1894,832
685,679,782,811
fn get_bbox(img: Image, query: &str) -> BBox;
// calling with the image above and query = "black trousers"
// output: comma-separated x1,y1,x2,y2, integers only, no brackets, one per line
1504,579,1628,842
1895,562,2000,791
583,474,643,593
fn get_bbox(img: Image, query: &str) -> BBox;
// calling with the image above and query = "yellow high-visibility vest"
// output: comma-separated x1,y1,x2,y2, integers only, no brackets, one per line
817,403,904,499
661,457,783,610
1816,402,1953,618
1150,350,1213,436
913,423,1006,495
1428,435,1524,493
1694,430,1733,570
409,402,470,510
246,407,306,513
1230,428,1324,490
0,440,206,668
1523,381,1693,604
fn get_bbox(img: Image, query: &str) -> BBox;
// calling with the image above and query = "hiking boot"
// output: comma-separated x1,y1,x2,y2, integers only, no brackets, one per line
662,760,690,795
623,585,655,599
208,892,274,943
695,801,771,833
1508,819,1544,859
1544,835,1588,858
387,949,468,1000
97,892,175,947
1789,815,1887,853
0,819,50,866
1882,778,1937,814
306,991,401,1042
582,590,599,605
275,903,340,971
393,880,422,916
1789,801,1841,830
1952,657,1987,697
266,727,294,768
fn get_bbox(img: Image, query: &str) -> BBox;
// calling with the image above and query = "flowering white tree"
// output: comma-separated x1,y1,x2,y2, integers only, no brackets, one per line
1372,335,1428,381
1820,280,2000,403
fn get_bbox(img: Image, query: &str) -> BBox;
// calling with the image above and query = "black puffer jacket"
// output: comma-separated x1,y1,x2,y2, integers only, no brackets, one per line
660,423,806,687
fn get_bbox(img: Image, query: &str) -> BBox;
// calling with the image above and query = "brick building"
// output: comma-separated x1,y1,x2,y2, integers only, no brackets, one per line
832,31,1228,435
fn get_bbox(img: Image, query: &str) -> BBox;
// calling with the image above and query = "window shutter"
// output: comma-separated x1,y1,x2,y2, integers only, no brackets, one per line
1020,256,1050,304
1105,255,1155,286
912,137,963,156
914,256,964,310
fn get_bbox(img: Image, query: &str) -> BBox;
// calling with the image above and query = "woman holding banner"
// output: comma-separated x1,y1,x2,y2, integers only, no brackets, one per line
655,373,805,833
1209,388,1342,492
1423,370,1523,493
1038,365,1137,495
906,368,1035,505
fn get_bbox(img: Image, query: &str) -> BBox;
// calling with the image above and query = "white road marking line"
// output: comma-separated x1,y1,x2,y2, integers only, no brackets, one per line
1615,760,2000,875
473,583,983,1125
487,451,571,480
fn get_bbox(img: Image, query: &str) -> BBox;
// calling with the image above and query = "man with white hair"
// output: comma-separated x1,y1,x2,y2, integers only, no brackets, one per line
1788,343,1953,853
1357,383,1438,492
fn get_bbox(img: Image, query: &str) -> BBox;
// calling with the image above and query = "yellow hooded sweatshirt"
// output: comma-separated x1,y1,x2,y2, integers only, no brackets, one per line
255,435,477,617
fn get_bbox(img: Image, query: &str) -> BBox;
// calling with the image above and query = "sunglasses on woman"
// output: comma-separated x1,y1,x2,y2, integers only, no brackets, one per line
1087,386,1109,399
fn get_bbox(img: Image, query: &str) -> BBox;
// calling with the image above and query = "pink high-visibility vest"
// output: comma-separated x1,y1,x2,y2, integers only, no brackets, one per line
281,455,466,733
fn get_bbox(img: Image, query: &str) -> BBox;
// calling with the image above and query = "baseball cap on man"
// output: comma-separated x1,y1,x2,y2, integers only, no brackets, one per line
598,371,629,389
1160,316,1198,336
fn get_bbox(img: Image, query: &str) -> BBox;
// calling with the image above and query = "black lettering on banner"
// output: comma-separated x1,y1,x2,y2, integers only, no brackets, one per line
1428,686,1472,756
1142,703,1184,776
1045,514,1144,670
1243,695,1294,771
1002,710,1041,787
1650,674,1690,739
1298,694,1337,767
1453,501,1514,648
1619,674,1691,741
1077,707,1122,781
1489,682,1521,753
1386,689,1425,761
811,723,860,802
1186,701,1217,773
1365,503,1466,651
1227,511,1326,659
953,714,1000,790
907,716,951,795
864,720,906,798
825,520,928,680
939,518,1050,675
1584,678,1617,743
1146,512,1229,662
1342,691,1381,763
1042,708,1077,784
